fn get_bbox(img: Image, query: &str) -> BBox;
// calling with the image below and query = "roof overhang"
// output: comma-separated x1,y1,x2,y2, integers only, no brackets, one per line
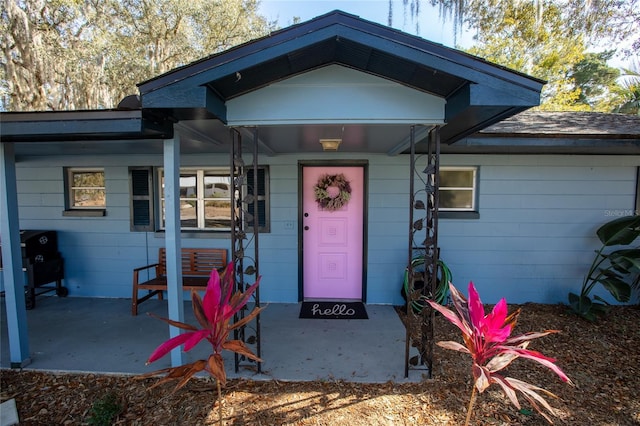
138,10,544,146
0,110,171,143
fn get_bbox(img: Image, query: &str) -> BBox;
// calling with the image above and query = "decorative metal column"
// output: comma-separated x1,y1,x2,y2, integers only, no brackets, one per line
230,128,262,374
405,125,441,378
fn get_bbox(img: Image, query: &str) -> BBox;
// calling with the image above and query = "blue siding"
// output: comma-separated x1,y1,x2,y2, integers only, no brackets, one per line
439,155,639,304
12,153,639,305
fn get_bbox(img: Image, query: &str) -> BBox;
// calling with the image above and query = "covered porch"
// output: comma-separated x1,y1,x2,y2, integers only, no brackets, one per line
0,296,415,383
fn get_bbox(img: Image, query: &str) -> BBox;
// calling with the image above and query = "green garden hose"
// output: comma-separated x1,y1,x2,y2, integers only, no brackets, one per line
402,257,452,312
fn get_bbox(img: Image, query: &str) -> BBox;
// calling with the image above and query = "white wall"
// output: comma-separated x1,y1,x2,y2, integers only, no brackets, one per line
12,153,639,305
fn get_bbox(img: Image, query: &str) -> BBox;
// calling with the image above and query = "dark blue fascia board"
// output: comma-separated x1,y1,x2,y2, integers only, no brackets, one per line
441,106,530,144
442,136,640,154
442,83,538,144
0,110,171,142
332,27,544,98
139,23,542,107
141,85,227,122
139,27,348,97
139,11,543,97
446,83,540,119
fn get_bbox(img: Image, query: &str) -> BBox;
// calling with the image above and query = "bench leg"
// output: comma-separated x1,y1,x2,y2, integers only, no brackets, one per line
132,290,140,316
132,290,162,315
132,275,139,316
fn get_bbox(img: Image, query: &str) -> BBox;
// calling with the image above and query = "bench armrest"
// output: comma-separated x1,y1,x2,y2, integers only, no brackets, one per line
133,263,159,273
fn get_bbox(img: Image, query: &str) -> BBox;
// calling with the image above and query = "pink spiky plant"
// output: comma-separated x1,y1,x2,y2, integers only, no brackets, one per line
427,282,573,425
141,262,262,425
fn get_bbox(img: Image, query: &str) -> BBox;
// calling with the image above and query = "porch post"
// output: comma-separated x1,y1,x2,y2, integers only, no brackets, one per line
404,125,440,379
229,127,262,374
0,142,31,367
163,133,184,367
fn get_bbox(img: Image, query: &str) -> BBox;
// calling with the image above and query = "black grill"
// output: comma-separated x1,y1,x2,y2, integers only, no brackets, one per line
17,230,67,309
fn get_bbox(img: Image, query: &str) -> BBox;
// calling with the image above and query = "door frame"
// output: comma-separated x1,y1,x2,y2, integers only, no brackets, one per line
297,160,369,302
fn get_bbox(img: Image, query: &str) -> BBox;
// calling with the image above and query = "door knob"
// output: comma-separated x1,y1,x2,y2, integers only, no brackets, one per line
304,226,309,230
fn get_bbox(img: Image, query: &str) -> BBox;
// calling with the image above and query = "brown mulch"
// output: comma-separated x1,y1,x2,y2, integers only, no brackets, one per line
1,304,639,425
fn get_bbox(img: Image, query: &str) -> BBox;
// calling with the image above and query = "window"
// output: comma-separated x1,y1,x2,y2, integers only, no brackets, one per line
129,166,270,233
439,167,478,214
64,168,106,216
160,169,233,230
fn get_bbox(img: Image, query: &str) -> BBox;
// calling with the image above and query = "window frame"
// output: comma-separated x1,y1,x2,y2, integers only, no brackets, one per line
438,166,479,219
63,167,106,217
155,166,270,233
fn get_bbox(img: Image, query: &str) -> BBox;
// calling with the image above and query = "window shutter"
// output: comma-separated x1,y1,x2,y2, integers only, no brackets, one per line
130,167,154,231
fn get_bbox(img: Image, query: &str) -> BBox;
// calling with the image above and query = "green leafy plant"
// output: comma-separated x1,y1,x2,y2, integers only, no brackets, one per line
569,215,640,321
141,263,263,426
86,392,122,426
428,282,573,425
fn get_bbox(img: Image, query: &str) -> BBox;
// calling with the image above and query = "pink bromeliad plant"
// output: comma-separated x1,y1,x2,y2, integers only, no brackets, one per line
141,262,263,426
427,282,573,425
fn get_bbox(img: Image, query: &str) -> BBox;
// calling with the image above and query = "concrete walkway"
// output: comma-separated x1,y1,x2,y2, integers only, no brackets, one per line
1,297,426,383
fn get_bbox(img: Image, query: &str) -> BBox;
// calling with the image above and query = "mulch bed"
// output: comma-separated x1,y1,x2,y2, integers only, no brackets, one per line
1,304,639,425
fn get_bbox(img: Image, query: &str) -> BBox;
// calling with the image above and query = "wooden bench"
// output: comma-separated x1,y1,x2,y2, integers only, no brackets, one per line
131,247,227,315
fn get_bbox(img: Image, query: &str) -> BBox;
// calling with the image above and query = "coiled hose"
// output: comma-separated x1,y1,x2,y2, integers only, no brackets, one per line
402,257,452,312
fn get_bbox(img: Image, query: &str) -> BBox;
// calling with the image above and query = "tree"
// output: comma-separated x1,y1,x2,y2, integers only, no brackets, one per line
1,0,275,111
614,65,640,114
570,51,622,111
1,0,111,111
464,1,589,110
429,0,640,57
385,1,638,111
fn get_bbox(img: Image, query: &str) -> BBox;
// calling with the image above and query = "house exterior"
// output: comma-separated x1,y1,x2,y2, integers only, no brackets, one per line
1,11,639,368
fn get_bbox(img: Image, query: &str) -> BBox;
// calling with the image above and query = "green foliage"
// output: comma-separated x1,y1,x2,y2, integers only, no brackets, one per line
569,215,640,321
460,1,640,113
1,0,276,111
570,51,623,111
613,65,640,115
87,392,122,426
430,0,640,58
464,1,588,109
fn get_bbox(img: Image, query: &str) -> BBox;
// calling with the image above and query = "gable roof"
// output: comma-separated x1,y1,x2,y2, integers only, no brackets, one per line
138,10,544,144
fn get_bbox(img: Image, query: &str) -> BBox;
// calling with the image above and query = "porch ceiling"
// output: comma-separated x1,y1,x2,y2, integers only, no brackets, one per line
1,118,433,157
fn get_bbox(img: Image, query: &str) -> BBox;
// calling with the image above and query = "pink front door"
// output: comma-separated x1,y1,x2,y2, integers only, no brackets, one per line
302,166,364,300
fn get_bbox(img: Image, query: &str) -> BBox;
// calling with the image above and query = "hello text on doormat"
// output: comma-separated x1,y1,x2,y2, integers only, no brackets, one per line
299,301,368,319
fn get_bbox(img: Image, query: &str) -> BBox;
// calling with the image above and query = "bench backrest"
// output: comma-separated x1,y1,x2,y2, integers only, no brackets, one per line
157,248,227,277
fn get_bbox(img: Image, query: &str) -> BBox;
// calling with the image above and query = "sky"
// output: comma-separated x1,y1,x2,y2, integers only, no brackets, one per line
257,0,475,49
258,0,633,69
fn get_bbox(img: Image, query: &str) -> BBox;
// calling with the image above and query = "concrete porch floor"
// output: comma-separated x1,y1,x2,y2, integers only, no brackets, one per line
1,296,426,383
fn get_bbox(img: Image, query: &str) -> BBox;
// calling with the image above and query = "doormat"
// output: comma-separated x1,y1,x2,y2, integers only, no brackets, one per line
299,301,368,319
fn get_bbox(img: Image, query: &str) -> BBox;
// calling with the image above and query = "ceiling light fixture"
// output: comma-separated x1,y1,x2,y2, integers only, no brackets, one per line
319,138,342,152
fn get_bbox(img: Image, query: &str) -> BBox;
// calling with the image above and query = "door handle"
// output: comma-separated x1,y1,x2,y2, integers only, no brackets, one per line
304,226,309,231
